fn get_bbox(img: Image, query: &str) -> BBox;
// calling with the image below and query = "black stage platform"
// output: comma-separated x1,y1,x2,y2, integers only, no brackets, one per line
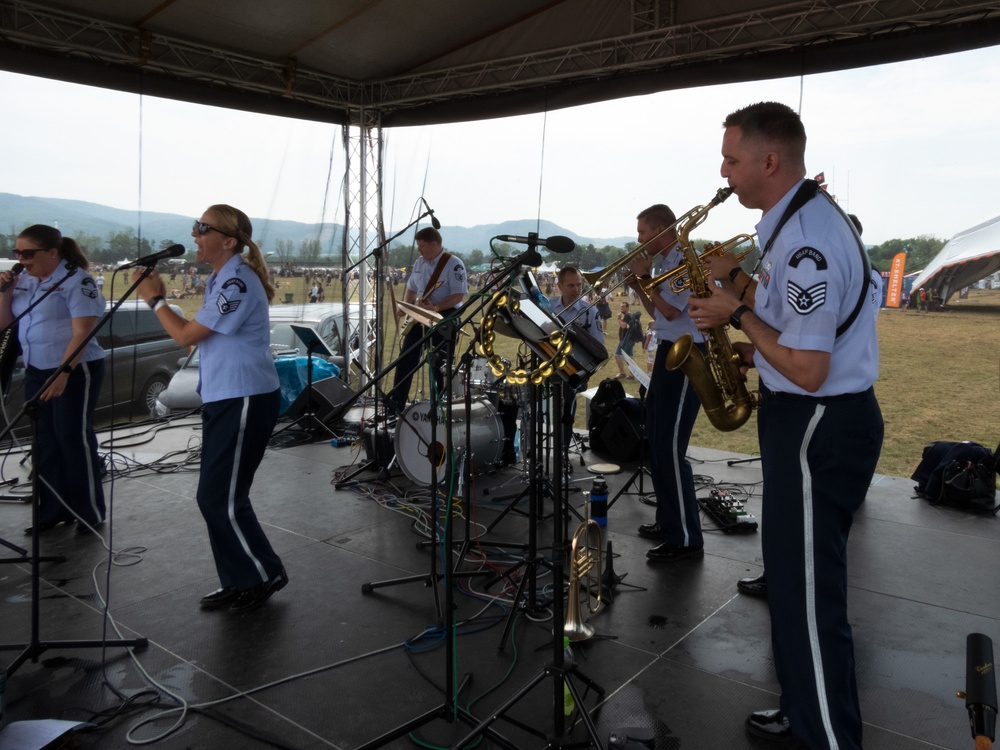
0,414,997,749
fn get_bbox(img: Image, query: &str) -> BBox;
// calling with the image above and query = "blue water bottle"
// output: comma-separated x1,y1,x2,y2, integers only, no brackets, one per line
590,475,608,526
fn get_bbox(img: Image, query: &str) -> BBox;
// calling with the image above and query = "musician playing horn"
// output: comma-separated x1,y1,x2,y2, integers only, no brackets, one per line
688,101,882,749
625,205,707,562
389,227,467,414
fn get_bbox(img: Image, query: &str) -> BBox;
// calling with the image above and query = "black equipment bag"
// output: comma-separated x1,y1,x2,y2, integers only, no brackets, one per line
912,441,999,514
588,378,648,462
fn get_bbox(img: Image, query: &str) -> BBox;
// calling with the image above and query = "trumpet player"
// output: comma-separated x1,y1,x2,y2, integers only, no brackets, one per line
624,205,706,562
687,102,882,750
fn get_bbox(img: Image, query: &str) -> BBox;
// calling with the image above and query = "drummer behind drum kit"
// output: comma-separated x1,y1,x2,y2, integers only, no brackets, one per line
386,270,609,484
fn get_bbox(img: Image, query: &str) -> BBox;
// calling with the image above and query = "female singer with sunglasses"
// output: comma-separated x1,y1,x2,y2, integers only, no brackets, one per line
134,205,287,614
0,224,107,536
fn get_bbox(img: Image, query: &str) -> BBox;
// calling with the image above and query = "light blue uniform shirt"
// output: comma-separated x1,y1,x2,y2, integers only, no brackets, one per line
549,294,605,342
406,251,467,307
650,245,704,344
753,180,879,397
11,259,105,369
194,254,279,403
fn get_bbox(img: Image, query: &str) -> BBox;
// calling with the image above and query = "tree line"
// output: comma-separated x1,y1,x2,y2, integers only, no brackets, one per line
2,226,946,275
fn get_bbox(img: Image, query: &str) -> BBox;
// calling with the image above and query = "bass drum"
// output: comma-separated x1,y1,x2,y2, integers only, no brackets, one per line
394,398,503,484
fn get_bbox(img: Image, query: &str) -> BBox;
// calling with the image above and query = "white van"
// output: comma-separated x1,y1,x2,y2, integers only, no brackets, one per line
0,259,20,273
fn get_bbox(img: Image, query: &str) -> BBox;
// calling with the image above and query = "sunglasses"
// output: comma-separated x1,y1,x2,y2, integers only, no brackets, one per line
192,221,233,237
12,247,50,260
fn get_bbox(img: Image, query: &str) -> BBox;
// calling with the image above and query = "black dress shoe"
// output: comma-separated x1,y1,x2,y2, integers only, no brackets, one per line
637,522,668,540
200,587,239,610
645,543,703,562
229,568,288,613
745,709,796,743
737,573,768,597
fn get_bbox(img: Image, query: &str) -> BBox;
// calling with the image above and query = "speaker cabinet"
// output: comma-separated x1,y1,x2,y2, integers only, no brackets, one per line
285,377,356,425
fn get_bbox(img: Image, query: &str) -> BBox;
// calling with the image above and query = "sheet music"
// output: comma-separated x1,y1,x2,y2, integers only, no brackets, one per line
621,352,650,390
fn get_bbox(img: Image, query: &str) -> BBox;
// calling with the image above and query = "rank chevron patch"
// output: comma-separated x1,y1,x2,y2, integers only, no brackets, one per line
787,280,827,314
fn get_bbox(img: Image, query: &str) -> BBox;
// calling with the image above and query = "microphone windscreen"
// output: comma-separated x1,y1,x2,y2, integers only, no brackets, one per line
12,263,24,275
166,244,186,258
547,235,576,254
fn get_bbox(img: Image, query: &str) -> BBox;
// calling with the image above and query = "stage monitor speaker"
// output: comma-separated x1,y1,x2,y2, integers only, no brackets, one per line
285,377,356,425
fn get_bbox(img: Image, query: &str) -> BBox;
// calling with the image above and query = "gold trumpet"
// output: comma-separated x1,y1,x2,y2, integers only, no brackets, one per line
640,233,757,296
564,516,603,642
579,200,720,290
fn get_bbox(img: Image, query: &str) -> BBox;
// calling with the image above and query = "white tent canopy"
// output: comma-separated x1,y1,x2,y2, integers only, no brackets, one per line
910,215,1000,302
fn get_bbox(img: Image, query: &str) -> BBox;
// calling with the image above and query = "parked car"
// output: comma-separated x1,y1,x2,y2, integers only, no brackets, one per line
0,300,188,439
154,302,373,416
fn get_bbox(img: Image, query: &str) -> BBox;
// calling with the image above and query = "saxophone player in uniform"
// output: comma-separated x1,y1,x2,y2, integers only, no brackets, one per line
624,205,706,562
688,102,883,749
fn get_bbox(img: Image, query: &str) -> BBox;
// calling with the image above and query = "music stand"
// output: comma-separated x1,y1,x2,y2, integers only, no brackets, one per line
279,324,339,441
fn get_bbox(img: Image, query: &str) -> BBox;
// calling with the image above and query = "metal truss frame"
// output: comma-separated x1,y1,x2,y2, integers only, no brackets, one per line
2,0,998,122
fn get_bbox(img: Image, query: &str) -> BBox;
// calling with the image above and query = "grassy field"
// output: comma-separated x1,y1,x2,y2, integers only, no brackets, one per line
153,273,1000,479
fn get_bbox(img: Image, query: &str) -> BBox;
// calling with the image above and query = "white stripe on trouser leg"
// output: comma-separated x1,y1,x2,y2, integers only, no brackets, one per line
227,397,268,583
672,377,691,547
80,362,101,522
799,403,839,750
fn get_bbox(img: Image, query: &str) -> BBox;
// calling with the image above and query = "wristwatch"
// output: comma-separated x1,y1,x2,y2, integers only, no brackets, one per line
728,267,742,283
729,304,751,330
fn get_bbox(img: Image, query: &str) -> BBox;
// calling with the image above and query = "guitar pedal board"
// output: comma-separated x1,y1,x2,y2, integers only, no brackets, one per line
699,488,758,533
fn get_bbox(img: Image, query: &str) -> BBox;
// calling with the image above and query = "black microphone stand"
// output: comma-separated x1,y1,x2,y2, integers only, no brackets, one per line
337,240,539,488
453,377,606,750
0,264,157,674
334,207,440,485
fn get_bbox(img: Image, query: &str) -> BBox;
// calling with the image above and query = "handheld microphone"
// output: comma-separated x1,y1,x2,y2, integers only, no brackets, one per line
118,244,186,270
421,198,442,230
1,263,24,293
495,234,576,254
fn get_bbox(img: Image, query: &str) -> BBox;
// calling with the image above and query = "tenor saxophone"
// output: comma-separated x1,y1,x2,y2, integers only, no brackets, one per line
664,188,758,432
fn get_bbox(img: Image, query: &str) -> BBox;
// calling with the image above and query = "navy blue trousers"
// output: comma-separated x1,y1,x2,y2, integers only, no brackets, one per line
198,390,283,591
758,385,883,750
25,360,105,527
645,343,703,547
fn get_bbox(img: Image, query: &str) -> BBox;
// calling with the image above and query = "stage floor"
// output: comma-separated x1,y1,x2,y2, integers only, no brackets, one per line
0,412,997,749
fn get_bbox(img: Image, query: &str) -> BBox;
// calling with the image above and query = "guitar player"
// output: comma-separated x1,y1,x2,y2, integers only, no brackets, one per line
388,227,467,415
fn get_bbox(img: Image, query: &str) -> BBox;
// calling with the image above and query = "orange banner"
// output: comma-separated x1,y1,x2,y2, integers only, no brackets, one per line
885,252,907,307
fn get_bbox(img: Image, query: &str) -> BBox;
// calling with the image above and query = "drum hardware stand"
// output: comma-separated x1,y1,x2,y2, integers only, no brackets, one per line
453,378,607,750
608,388,654,510
0,267,157,673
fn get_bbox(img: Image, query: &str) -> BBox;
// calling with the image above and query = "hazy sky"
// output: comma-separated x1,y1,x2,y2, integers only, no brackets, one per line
1,43,998,247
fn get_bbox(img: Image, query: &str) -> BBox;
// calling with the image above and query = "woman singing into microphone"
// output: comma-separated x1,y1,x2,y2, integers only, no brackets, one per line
134,204,287,613
0,224,107,536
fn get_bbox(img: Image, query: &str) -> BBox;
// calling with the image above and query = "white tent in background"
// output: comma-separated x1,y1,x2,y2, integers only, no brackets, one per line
910,215,1000,303
536,261,559,274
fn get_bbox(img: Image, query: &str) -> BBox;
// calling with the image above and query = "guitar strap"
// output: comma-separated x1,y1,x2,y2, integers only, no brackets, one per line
423,252,452,300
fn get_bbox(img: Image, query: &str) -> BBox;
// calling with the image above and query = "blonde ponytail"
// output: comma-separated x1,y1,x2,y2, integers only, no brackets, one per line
207,204,274,302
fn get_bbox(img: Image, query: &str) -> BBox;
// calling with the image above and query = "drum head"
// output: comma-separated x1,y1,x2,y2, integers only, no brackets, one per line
394,399,504,484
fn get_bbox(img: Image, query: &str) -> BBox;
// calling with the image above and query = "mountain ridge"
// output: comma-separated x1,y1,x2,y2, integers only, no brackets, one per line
0,193,635,255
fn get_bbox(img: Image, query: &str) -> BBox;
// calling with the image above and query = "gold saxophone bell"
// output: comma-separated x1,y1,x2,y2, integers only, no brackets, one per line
564,515,603,642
